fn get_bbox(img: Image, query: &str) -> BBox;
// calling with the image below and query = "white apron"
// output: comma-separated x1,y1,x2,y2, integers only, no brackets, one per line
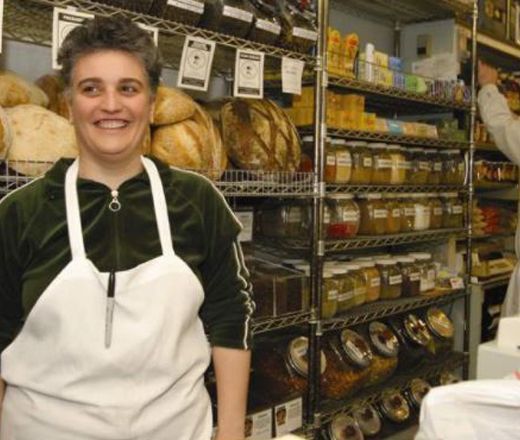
501,224,520,317
0,157,212,440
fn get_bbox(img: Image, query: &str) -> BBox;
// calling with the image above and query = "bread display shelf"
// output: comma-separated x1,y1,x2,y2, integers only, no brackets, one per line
252,311,312,336
319,351,467,425
327,184,466,195
322,289,467,332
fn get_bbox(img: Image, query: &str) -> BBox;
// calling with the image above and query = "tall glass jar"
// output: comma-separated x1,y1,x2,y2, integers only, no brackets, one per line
428,193,444,229
348,141,373,184
356,261,381,303
345,263,367,307
358,193,388,235
427,150,443,185
394,256,421,297
376,259,403,300
365,321,400,386
322,271,339,319
385,193,402,234
324,137,336,183
400,147,413,182
441,192,464,229
326,194,361,239
412,193,431,231
337,267,356,313
409,148,428,184
370,143,393,184
409,253,436,293
400,196,416,232
388,144,406,185
334,138,353,183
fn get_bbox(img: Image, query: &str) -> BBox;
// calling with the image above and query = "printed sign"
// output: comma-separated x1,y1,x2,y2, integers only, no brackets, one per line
178,36,216,91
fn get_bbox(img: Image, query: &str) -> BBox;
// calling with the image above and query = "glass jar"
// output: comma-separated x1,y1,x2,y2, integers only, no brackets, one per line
429,193,444,229
385,193,402,234
400,196,416,233
400,147,413,181
352,405,382,438
370,143,392,184
201,0,255,37
321,329,373,400
322,271,339,319
348,141,373,184
327,414,364,440
326,195,360,239
405,378,432,411
247,0,282,45
150,0,205,25
388,144,406,185
454,151,466,185
279,1,318,53
409,148,428,184
334,139,352,183
355,261,381,303
409,252,436,293
427,150,443,185
378,390,411,424
258,202,306,238
424,307,454,357
376,259,402,300
358,193,387,235
390,314,433,370
294,264,311,312
442,150,465,184
365,321,399,386
441,192,464,229
345,263,367,307
412,193,431,231
324,137,336,183
395,256,421,297
337,267,356,313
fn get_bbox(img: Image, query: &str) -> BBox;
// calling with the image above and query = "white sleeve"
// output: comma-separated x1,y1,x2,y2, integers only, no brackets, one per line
478,84,520,166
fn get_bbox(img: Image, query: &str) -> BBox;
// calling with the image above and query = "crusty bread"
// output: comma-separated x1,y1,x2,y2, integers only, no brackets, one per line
152,86,197,126
35,74,70,119
0,71,49,108
0,106,12,160
6,104,77,176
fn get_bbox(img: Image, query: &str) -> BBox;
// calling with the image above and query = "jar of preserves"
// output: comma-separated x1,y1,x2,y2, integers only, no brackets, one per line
348,141,373,184
247,0,282,45
441,192,464,229
388,144,406,184
337,267,356,313
400,196,416,232
150,0,205,25
279,1,318,53
326,195,360,239
324,137,336,183
327,414,364,440
358,193,387,235
395,256,421,297
378,390,411,424
253,336,327,401
322,271,339,319
355,261,381,303
345,263,367,307
334,139,353,183
427,150,443,185
370,143,392,184
201,0,255,37
405,378,432,411
365,321,399,386
429,194,443,229
390,314,432,369
376,259,402,300
352,405,382,438
408,252,436,293
321,329,373,400
424,307,454,357
412,193,431,231
385,194,402,234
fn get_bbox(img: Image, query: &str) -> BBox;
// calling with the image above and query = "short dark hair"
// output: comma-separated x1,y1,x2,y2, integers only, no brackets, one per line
58,16,162,94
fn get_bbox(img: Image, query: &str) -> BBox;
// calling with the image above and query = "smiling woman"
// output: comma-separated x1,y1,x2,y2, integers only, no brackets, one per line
0,17,253,440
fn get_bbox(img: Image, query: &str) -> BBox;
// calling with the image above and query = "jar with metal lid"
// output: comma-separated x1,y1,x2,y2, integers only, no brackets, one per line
364,321,399,386
334,139,353,183
358,193,387,235
390,314,433,369
322,271,339,319
384,194,402,234
253,336,327,401
388,144,406,184
279,1,318,53
201,0,255,37
409,252,436,293
326,414,364,440
348,141,373,184
409,148,428,184
370,143,393,184
258,202,306,238
378,390,410,424
429,194,444,229
395,256,421,297
355,261,381,303
424,307,454,357
412,193,431,231
336,267,356,313
405,378,432,411
352,405,382,438
246,0,282,45
345,263,367,307
427,150,443,185
325,137,337,183
399,196,416,232
321,329,373,400
326,195,360,239
441,192,464,229
376,259,402,300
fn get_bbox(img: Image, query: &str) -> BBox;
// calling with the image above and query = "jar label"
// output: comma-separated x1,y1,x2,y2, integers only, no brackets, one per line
326,154,336,165
370,277,381,287
168,0,204,13
399,161,412,170
328,289,338,301
288,210,302,223
338,290,354,302
452,205,463,215
293,27,319,42
222,5,254,23
389,275,402,285
434,162,443,172
404,207,415,216
427,269,436,281
255,18,282,35
419,161,431,171
336,152,352,166
324,211,331,224
374,209,388,219
375,158,392,169
363,157,373,167
392,208,401,218
342,210,360,222
434,207,443,216
409,272,421,282
458,163,465,172
354,287,366,297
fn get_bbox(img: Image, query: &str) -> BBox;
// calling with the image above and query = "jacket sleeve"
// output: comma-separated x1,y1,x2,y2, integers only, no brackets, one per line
478,84,520,165
198,184,255,350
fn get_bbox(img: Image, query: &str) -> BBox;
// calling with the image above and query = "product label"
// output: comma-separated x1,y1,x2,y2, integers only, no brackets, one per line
223,5,253,23
324,210,331,224
434,207,443,216
404,207,415,217
336,152,352,166
234,49,264,99
427,269,436,281
338,290,354,302
409,272,421,282
345,339,364,359
389,275,402,285
274,398,303,437
327,289,338,301
342,210,359,222
236,210,254,242
326,154,336,165
255,18,281,35
392,208,401,218
373,208,388,219
288,210,302,223
168,0,204,13
370,277,381,288
434,162,443,172
178,36,216,91
363,157,373,167
450,277,465,290
293,27,318,42
452,205,463,215
282,57,304,95
354,287,366,298
419,161,431,171
399,160,412,170
245,409,273,440
375,158,392,169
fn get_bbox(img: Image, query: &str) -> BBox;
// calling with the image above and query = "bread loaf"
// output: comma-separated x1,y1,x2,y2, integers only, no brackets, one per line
220,99,301,172
35,74,70,119
6,105,77,176
152,86,196,126
0,106,12,160
0,71,49,108
151,103,227,180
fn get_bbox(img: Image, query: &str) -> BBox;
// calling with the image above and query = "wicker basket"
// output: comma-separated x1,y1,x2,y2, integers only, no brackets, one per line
91,0,154,14
149,0,205,26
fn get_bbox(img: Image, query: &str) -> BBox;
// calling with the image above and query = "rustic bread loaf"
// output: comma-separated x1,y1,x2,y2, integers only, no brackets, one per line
35,74,70,119
152,86,197,126
0,71,49,108
0,106,12,160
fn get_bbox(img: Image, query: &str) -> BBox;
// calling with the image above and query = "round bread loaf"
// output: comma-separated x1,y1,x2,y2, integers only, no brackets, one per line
0,71,49,108
6,104,77,176
0,106,12,160
152,86,197,126
35,74,70,119
220,99,301,172
151,103,227,180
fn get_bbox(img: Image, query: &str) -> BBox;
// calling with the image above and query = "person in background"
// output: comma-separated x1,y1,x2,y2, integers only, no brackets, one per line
478,60,520,318
0,16,254,440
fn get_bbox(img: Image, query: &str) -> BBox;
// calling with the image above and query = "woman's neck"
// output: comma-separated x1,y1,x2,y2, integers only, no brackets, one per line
78,153,144,190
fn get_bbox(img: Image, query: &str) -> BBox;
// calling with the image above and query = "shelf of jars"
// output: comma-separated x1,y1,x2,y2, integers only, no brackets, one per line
321,289,467,332
7,0,316,64
326,184,466,195
251,311,311,335
474,181,519,191
319,351,467,425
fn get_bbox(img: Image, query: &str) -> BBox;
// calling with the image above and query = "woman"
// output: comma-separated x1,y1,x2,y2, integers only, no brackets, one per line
478,61,520,317
0,16,253,440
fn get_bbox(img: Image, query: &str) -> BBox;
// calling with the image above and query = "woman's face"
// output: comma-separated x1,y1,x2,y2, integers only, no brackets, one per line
68,50,153,164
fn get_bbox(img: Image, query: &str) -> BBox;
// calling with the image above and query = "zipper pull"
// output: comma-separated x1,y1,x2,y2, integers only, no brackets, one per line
109,190,121,212
105,271,116,349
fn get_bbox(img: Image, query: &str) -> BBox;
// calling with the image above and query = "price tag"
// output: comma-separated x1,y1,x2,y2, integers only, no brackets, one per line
235,210,254,243
52,8,94,69
274,398,303,437
0,0,4,54
282,57,304,95
450,277,465,290
137,23,159,46
245,409,272,440
234,49,264,99
177,36,216,91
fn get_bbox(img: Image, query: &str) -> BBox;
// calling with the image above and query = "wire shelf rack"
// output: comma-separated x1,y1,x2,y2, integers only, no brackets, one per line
326,184,466,194
252,311,311,335
322,290,467,332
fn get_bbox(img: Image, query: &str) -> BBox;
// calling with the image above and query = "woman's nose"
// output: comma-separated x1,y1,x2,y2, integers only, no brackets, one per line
101,89,123,112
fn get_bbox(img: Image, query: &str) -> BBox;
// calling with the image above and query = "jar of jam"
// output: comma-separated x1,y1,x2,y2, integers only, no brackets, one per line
352,405,382,438
405,378,432,411
441,192,464,229
322,271,339,319
325,137,336,184
376,259,402,300
326,195,360,239
388,144,406,185
390,314,433,369
358,193,388,235
370,143,392,184
327,414,364,440
378,390,411,425
336,267,356,313
424,307,454,357
321,329,373,400
385,193,402,234
355,261,381,303
334,139,353,183
395,256,421,297
412,193,431,231
429,193,444,229
365,321,399,387
427,150,443,185
345,263,367,307
400,196,416,232
409,252,436,293
348,141,373,184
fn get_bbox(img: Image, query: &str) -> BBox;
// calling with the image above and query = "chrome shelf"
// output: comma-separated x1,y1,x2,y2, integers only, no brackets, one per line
251,311,311,335
320,351,467,425
473,273,512,290
322,290,467,332
327,184,465,194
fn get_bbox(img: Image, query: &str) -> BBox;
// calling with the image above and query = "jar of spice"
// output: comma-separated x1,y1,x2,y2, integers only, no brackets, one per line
370,143,393,184
376,259,402,300
355,261,381,303
409,252,436,293
390,314,433,370
326,195,360,239
388,144,406,185
405,378,432,411
400,196,416,232
352,405,382,438
395,256,421,297
345,263,367,307
365,321,399,386
429,193,444,229
334,139,353,183
327,414,364,440
378,390,411,424
424,307,454,357
322,271,339,319
348,141,373,184
385,193,402,234
358,193,388,235
412,193,431,231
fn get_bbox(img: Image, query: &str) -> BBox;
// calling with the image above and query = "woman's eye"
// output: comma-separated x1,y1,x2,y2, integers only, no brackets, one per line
82,85,99,95
121,84,139,94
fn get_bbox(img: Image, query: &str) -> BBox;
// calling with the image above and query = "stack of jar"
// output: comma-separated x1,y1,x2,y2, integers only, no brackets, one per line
319,253,440,319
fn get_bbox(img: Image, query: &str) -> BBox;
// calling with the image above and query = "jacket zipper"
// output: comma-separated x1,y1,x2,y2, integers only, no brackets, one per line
107,190,121,348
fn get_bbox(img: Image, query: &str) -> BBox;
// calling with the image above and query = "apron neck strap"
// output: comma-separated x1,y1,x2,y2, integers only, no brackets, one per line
65,157,175,261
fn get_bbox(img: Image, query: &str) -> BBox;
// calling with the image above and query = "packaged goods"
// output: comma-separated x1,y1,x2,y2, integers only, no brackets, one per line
345,263,367,307
364,321,399,386
353,405,382,437
201,0,254,37
247,0,282,45
358,193,387,235
257,201,309,238
328,28,343,76
395,256,421,297
326,195,360,239
385,194,402,234
409,252,436,293
376,259,402,300
400,197,416,232
390,314,432,369
378,390,410,424
327,414,364,440
405,378,432,410
334,139,352,183
369,143,392,184
152,86,197,126
355,261,381,303
322,271,339,319
341,34,360,78
279,2,318,53
423,307,454,356
429,194,444,230
149,0,205,25
347,141,373,184
335,267,355,313
440,193,464,229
